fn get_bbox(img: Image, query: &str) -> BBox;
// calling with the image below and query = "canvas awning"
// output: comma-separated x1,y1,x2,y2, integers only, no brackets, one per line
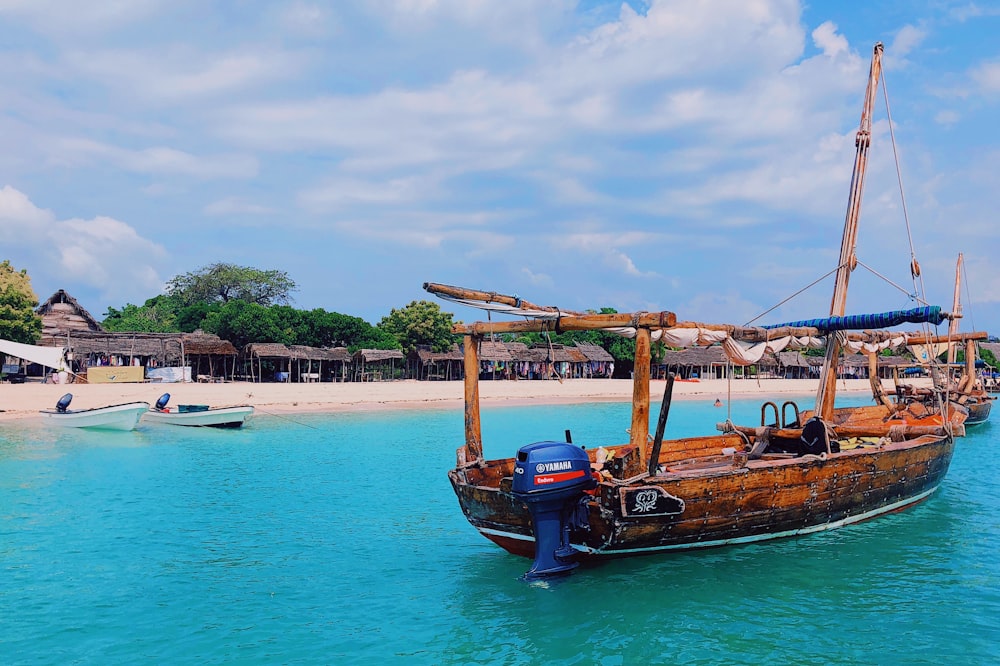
0,339,67,371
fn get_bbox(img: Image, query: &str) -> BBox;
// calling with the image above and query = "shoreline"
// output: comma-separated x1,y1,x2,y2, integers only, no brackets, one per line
0,377,918,422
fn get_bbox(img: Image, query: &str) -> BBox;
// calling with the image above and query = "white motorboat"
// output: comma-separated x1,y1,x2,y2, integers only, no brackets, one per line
142,393,254,428
39,393,149,431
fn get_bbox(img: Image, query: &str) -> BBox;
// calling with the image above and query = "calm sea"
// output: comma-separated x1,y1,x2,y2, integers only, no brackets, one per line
2,393,998,665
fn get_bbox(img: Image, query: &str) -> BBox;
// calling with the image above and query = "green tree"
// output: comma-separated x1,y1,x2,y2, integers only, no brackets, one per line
167,263,296,307
378,300,457,353
103,294,181,332
201,301,290,349
0,260,42,344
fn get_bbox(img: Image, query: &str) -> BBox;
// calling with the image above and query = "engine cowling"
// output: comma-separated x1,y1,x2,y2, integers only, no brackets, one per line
512,441,596,579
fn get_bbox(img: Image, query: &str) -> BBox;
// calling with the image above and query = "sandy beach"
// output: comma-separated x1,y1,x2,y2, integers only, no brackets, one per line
0,376,920,422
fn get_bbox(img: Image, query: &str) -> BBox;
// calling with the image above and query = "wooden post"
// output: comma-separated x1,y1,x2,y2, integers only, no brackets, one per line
630,327,651,460
462,334,483,461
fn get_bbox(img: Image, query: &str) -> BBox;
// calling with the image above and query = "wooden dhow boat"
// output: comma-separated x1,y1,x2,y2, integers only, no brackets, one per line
39,393,149,431
940,253,993,426
426,283,961,579
425,43,964,579
142,393,254,429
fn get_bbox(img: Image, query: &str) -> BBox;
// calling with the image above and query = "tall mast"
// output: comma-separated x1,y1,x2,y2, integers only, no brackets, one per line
815,42,884,419
947,253,962,365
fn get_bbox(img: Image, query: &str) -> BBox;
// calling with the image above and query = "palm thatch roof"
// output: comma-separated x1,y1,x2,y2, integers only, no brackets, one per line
56,331,184,364
182,331,237,356
575,341,614,362
410,345,463,364
245,343,292,358
36,289,104,342
659,347,730,366
289,345,351,362
353,349,404,362
776,351,810,368
478,340,512,362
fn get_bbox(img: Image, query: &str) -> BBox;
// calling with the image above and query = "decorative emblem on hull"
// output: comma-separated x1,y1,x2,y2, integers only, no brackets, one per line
620,486,685,517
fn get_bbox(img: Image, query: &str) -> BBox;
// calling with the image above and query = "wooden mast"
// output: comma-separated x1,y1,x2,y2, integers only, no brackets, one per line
815,42,884,420
461,333,483,462
947,253,963,365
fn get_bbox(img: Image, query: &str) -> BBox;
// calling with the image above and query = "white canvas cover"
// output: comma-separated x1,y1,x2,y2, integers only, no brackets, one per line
0,339,67,371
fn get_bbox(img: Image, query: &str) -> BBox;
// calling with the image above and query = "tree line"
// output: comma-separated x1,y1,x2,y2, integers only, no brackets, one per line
4,259,996,372
0,260,645,369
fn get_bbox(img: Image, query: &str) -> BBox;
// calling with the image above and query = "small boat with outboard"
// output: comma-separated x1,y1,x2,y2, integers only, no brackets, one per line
39,393,149,431
142,393,254,428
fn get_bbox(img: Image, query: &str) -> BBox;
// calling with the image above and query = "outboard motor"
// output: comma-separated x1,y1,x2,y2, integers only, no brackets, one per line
155,393,171,411
511,441,596,580
55,393,73,413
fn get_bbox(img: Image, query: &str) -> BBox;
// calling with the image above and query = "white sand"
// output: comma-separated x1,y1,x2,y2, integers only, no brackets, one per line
0,376,919,421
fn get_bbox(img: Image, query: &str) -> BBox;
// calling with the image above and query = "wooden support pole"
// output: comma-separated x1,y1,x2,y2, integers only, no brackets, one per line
630,327,651,460
462,334,483,461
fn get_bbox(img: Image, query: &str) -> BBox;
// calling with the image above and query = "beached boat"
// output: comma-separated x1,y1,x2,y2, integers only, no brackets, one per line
143,393,254,428
425,43,965,580
39,393,148,431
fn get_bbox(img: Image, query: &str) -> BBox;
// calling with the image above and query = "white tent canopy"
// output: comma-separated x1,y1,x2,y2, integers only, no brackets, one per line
0,339,66,371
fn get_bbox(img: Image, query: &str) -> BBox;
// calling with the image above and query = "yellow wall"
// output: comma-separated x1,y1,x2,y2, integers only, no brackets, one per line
86,366,145,383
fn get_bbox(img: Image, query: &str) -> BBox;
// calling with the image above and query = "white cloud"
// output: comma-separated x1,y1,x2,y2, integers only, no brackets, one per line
0,185,167,304
203,198,275,216
43,137,258,179
971,60,1000,93
812,21,849,58
890,24,926,60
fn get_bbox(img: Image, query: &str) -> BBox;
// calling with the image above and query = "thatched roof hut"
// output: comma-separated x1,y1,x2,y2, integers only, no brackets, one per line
657,346,731,380
478,340,512,362
289,345,352,382
36,289,104,344
575,341,614,363
59,331,183,366
407,344,464,381
574,341,615,377
353,349,405,381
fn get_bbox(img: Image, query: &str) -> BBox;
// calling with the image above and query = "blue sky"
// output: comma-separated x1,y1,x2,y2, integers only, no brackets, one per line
2,0,999,335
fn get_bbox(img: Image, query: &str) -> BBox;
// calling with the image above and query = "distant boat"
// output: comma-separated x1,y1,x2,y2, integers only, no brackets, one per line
143,393,254,429
941,253,993,426
39,393,148,431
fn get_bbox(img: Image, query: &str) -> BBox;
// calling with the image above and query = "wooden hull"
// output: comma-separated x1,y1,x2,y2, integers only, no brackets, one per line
451,428,954,559
961,398,992,426
142,405,254,428
39,402,149,431
800,402,967,431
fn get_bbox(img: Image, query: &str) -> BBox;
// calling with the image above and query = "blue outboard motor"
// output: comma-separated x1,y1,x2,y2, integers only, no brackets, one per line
55,393,73,413
155,393,171,411
512,441,596,580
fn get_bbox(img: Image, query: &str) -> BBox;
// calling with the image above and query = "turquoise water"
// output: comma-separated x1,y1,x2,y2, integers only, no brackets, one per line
2,394,998,665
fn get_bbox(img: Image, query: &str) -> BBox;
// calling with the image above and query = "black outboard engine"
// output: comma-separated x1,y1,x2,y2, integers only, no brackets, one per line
512,441,596,580
55,393,73,413
155,393,171,411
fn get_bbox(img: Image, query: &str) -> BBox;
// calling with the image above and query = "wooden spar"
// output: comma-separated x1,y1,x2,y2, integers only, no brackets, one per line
462,333,483,461
630,327,651,460
452,311,677,335
719,422,947,439
452,316,954,342
947,253,963,365
648,374,676,476
816,42,884,420
423,282,583,316
904,331,988,345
